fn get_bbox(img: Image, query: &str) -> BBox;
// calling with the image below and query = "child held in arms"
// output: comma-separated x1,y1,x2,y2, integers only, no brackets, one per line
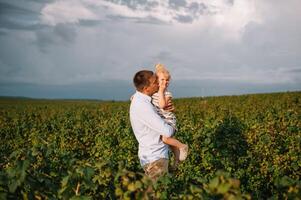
152,63,188,166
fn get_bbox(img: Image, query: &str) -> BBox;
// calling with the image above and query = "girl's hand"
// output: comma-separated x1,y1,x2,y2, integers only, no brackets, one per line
159,79,167,92
164,97,175,112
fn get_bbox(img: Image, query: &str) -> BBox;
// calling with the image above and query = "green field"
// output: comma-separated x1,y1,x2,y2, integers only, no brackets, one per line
0,92,300,199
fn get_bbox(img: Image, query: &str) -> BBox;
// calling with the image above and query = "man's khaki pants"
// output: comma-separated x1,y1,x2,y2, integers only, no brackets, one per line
143,158,168,181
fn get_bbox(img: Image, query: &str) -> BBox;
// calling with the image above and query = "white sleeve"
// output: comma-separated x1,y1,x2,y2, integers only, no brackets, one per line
136,102,174,137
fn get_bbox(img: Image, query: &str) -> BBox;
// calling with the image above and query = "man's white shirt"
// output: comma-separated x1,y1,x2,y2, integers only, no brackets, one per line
130,91,175,166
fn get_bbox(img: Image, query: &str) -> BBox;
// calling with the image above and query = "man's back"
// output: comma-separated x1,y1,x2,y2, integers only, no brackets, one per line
130,91,174,166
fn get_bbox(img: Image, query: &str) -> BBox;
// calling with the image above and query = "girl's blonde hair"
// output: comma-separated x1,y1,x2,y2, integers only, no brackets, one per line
155,63,170,78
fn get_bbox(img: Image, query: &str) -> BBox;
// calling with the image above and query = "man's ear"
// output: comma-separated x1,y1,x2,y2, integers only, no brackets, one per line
141,86,148,93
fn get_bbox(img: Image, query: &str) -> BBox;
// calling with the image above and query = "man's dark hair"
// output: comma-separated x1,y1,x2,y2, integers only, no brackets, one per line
133,70,154,92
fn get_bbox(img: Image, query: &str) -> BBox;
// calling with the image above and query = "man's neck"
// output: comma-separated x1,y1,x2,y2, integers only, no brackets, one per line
140,90,152,97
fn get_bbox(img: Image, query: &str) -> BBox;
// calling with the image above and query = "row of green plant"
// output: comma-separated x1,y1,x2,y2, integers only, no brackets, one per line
0,92,300,199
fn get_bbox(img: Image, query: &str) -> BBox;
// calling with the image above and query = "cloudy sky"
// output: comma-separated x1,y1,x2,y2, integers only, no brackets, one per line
0,0,300,100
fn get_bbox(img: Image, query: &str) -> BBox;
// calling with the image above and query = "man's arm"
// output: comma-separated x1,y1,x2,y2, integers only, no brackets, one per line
136,102,174,137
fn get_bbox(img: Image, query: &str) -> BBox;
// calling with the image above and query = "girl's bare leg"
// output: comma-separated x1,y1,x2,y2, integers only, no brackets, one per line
161,136,186,149
161,136,188,162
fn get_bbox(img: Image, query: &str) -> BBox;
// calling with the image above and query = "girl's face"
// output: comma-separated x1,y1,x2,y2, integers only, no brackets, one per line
157,72,170,87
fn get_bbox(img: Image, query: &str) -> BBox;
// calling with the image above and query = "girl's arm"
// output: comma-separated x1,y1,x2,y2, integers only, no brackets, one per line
164,94,175,112
159,91,175,112
158,89,167,109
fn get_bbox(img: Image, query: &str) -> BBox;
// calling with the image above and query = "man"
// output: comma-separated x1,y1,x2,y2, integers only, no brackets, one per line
130,70,175,181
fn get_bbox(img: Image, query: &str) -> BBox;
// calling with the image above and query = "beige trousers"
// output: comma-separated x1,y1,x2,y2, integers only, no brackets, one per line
143,158,168,181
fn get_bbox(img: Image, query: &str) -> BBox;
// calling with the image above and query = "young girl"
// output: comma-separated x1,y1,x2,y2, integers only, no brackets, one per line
152,63,188,165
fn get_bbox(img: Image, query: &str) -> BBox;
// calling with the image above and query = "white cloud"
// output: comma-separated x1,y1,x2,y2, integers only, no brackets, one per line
40,0,262,39
40,0,97,26
211,0,262,39
41,0,267,44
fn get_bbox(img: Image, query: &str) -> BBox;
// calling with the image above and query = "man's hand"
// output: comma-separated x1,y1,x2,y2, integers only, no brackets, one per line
163,98,175,112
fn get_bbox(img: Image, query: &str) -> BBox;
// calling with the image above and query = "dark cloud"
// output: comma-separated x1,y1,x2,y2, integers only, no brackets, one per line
144,1,159,10
104,0,159,11
34,24,77,52
155,51,173,61
34,27,57,52
28,0,53,3
107,15,168,25
0,30,7,36
105,0,148,10
134,16,169,25
169,0,186,9
0,17,46,31
0,1,45,31
188,2,207,16
78,19,102,27
102,0,209,24
106,15,140,21
54,24,77,43
226,0,235,6
0,2,36,16
0,58,14,78
174,15,193,23
169,1,208,23
284,68,301,74
0,36,38,83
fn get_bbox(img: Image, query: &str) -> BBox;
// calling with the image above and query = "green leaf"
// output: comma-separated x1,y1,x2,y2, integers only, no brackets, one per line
217,183,231,194
134,181,142,189
208,177,219,189
278,176,293,187
0,193,7,200
115,188,123,196
127,182,136,192
70,195,92,200
61,176,70,187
